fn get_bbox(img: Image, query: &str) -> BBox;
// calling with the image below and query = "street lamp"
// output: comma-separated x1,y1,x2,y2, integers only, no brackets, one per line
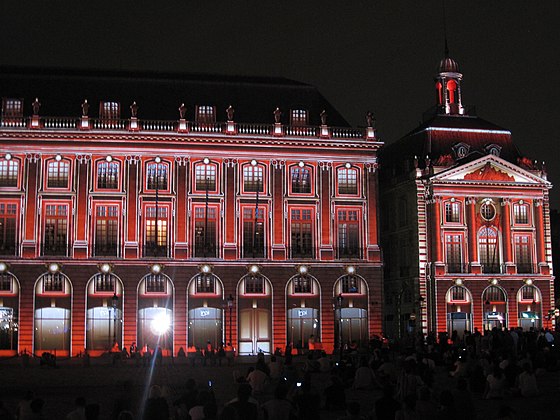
111,292,119,347
227,294,234,347
334,293,344,362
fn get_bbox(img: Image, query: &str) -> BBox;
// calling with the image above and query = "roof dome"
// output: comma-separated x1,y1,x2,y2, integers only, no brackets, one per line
438,56,460,73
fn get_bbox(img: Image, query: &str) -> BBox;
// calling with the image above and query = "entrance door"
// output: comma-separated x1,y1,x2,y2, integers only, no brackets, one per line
519,311,540,330
336,307,368,347
484,311,506,331
287,307,319,350
34,307,71,355
239,308,271,355
188,307,223,349
447,312,471,339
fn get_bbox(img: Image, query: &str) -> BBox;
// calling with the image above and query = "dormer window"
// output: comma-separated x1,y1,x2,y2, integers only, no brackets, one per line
100,101,120,119
486,144,502,157
196,106,215,124
1,98,23,118
290,109,308,126
452,143,470,159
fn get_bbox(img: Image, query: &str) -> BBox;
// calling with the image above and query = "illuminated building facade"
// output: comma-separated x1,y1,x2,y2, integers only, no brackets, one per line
380,55,555,339
0,68,383,357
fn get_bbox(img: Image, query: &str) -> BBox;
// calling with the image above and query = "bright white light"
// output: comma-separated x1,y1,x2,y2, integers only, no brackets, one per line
55,154,62,162
298,161,305,168
491,278,499,285
346,266,356,275
150,312,171,336
155,156,161,163
100,263,111,274
0,262,7,273
106,155,113,162
48,263,60,273
249,265,259,274
203,157,210,165
345,162,351,169
4,154,11,161
455,278,463,286
525,279,533,285
298,265,308,275
201,264,211,274
151,264,162,275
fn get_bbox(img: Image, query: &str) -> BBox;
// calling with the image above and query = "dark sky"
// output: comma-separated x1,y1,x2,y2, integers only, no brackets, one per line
1,1,559,205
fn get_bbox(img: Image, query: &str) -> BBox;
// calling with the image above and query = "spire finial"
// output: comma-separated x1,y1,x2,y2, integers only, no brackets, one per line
442,0,449,57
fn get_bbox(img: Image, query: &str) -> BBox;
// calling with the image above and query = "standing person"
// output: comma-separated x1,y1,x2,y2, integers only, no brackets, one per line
261,384,295,420
129,342,137,357
143,385,169,420
228,384,258,420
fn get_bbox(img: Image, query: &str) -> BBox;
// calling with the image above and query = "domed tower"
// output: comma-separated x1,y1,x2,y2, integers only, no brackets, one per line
435,47,465,116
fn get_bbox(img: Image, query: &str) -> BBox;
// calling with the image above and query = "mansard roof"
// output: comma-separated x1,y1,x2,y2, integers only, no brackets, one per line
0,66,350,127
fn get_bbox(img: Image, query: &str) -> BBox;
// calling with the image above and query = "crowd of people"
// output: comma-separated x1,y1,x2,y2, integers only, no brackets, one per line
1,326,559,419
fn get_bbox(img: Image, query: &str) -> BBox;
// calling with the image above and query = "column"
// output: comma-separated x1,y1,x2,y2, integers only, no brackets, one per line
501,198,514,273
73,154,91,258
466,197,480,274
366,164,381,262
22,154,40,257
271,160,285,260
223,159,237,259
319,162,333,260
174,158,189,258
124,156,139,258
535,199,546,265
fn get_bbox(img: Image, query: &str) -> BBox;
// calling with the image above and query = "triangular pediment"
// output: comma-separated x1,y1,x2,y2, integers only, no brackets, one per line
432,155,549,185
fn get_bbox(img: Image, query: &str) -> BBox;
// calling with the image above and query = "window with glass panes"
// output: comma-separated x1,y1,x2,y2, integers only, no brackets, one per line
291,167,311,194
450,286,466,301
291,209,313,258
0,273,13,291
0,202,17,255
2,98,23,117
0,159,18,187
195,164,216,191
94,205,119,256
94,273,116,293
144,206,168,256
445,233,463,272
97,161,119,189
242,208,265,258
196,106,215,124
42,273,64,292
290,109,308,126
195,273,215,293
337,168,358,195
292,275,312,293
484,286,505,302
341,275,359,293
479,227,500,273
43,204,68,255
47,160,70,189
445,201,460,223
243,165,264,192
146,163,168,190
100,102,120,119
194,207,217,257
514,203,529,224
245,275,264,294
337,209,360,258
515,235,532,273
145,274,166,293
520,285,536,301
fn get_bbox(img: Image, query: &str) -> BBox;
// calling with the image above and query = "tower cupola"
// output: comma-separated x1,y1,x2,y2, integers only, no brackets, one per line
434,48,465,115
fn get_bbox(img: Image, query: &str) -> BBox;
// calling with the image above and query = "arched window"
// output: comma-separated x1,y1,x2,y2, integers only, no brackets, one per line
146,161,168,191
483,285,506,303
448,285,469,302
0,272,19,353
243,164,264,193
47,159,70,189
194,161,217,192
446,80,457,104
479,227,500,273
290,165,312,194
138,273,174,353
337,167,358,195
97,160,120,189
0,157,19,187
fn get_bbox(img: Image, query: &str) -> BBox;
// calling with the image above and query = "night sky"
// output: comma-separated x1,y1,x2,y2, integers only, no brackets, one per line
1,1,559,205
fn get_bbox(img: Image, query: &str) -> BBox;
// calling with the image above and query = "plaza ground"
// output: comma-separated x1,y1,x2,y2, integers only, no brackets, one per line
1,355,560,419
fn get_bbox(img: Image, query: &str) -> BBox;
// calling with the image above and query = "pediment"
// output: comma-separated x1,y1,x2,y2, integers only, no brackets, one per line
432,155,548,185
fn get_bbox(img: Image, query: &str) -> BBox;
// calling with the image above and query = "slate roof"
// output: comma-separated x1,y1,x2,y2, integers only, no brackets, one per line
0,66,350,127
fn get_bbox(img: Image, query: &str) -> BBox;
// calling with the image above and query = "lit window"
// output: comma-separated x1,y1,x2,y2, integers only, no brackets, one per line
290,109,308,126
1,98,23,118
337,168,358,195
145,274,166,293
291,166,311,194
195,273,215,293
97,161,119,189
196,106,215,124
513,203,529,225
0,202,17,256
94,205,119,257
144,206,168,257
445,201,461,223
100,101,120,119
146,162,168,190
243,165,264,193
0,159,18,187
47,160,70,189
195,163,216,191
245,274,264,294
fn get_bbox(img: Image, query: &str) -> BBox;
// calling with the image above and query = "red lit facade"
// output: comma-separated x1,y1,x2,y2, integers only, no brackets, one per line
0,70,383,357
380,56,555,339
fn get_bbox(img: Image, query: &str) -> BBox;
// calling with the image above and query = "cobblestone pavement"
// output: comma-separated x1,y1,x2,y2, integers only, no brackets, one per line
1,356,560,419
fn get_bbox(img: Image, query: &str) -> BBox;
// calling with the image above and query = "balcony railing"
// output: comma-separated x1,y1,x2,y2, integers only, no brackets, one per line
43,117,79,129
240,247,266,259
142,244,169,258
336,247,363,260
446,263,469,274
481,264,503,274
290,247,315,259
517,263,537,274
93,243,119,258
40,242,69,257
0,243,18,257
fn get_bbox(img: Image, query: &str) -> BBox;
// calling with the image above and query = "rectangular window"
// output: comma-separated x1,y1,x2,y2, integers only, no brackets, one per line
97,161,119,189
146,163,168,191
293,275,312,293
451,286,466,301
144,206,168,257
195,164,216,191
445,201,461,223
338,168,358,195
1,98,23,118
43,273,63,292
0,202,17,256
341,275,359,293
521,286,535,301
515,235,533,273
245,276,264,294
42,204,68,256
94,205,119,257
243,165,264,193
47,160,70,189
194,206,218,258
290,109,308,126
100,101,120,119
479,227,500,274
0,273,12,291
291,167,311,194
445,233,464,273
242,208,265,258
0,159,18,187
145,274,166,293
290,208,314,258
196,274,215,294
95,274,115,293
337,209,360,258
196,106,215,124
514,204,529,225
